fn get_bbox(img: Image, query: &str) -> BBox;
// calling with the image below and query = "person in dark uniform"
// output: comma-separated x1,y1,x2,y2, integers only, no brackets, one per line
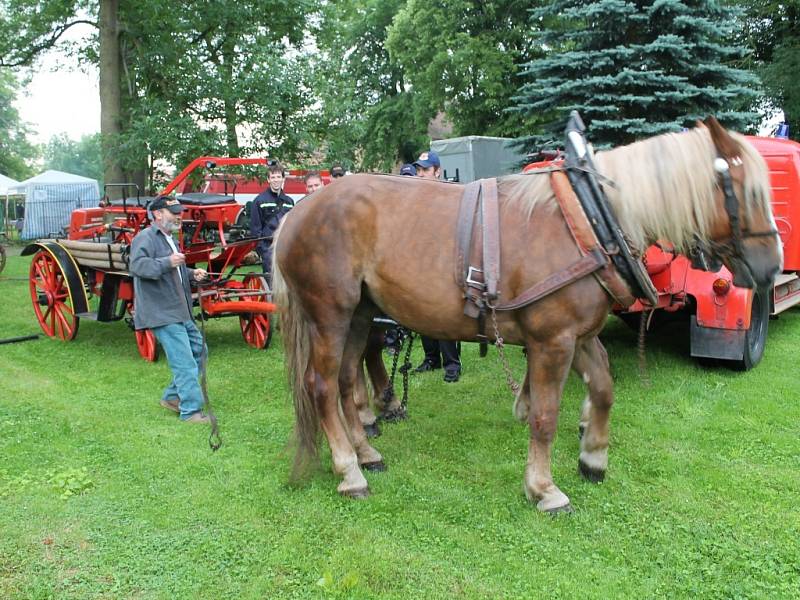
250,160,294,280
412,150,462,383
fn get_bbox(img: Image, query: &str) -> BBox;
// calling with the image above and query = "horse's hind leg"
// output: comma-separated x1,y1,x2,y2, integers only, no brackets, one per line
354,361,380,438
339,309,386,472
513,368,531,422
308,328,370,498
364,328,405,420
523,335,576,513
573,336,613,483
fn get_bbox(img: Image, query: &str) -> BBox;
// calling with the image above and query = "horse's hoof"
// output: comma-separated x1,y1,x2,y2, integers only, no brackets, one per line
380,407,407,423
361,460,387,472
545,503,574,516
341,487,370,499
578,424,586,439
363,422,381,438
578,459,606,483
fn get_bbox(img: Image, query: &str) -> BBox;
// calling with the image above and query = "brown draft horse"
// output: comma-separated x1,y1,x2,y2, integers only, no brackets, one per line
273,119,781,513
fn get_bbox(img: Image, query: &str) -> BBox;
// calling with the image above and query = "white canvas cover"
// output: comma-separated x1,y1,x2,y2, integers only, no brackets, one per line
0,173,20,195
10,170,100,239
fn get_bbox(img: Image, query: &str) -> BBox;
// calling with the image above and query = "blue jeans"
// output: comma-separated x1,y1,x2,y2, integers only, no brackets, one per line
152,320,206,420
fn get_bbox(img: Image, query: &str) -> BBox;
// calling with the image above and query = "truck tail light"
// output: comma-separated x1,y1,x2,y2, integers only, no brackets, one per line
712,278,731,296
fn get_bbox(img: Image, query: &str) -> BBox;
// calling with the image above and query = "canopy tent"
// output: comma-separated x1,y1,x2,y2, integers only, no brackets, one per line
10,170,100,239
0,173,20,195
1,174,22,232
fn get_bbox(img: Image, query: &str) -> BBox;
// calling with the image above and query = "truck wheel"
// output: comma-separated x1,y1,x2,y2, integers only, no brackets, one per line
734,286,770,371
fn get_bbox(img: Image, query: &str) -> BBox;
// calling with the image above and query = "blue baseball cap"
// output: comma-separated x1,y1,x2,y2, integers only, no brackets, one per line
399,163,417,176
413,150,440,169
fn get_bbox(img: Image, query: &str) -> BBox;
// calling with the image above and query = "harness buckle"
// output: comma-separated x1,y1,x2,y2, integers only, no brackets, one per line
466,266,486,289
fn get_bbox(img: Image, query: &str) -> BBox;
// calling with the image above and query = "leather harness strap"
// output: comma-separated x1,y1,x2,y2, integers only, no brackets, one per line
454,171,639,349
481,178,500,301
493,249,607,311
454,181,481,288
549,171,637,308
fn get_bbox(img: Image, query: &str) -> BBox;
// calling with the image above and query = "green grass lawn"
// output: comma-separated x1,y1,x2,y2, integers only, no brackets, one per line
1,252,799,599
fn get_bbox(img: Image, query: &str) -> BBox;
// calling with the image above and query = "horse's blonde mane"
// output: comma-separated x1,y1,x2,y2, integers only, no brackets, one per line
500,127,772,254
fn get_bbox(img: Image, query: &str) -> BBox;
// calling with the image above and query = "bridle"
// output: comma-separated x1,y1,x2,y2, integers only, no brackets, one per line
692,156,779,268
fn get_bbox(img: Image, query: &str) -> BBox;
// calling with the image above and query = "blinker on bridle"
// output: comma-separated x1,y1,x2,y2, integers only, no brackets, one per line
700,156,779,261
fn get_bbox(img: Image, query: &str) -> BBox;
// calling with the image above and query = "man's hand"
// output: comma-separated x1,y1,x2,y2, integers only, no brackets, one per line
169,253,186,267
193,268,208,281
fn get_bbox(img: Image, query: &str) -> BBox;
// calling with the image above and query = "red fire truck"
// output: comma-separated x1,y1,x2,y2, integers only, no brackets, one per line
525,135,800,370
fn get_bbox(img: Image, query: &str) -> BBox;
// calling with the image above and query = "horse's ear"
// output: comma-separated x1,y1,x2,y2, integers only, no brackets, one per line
704,116,740,160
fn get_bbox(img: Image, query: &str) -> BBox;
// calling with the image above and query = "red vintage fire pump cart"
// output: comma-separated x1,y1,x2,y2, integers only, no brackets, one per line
22,157,277,361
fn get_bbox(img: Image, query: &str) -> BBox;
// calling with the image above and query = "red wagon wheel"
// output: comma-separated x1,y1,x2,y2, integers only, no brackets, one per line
240,274,272,349
28,249,80,341
126,302,159,362
135,329,159,362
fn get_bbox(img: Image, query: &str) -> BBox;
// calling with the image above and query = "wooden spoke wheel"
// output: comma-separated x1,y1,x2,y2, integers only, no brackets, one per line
240,274,272,350
126,302,159,362
135,328,159,362
28,250,80,341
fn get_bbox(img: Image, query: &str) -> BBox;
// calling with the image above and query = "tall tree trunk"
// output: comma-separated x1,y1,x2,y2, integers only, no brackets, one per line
99,0,123,195
222,40,240,156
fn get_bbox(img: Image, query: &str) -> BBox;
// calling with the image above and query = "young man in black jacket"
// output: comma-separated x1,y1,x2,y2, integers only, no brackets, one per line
250,160,294,279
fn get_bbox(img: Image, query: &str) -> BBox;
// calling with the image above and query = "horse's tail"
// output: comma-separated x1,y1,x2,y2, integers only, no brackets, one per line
271,226,320,480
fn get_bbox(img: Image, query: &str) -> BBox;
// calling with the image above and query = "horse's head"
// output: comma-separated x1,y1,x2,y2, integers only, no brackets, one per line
699,117,783,289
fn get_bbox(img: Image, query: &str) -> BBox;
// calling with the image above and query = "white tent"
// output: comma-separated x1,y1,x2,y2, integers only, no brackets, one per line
10,170,100,239
1,174,22,235
0,173,20,195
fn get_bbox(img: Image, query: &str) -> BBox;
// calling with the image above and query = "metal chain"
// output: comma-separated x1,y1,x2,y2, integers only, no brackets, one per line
399,331,415,411
637,308,652,388
488,304,521,396
380,328,412,422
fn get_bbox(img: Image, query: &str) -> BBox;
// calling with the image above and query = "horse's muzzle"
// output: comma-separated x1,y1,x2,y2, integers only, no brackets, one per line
730,240,782,289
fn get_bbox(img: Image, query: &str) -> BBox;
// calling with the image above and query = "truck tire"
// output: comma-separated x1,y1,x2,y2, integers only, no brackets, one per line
734,285,770,371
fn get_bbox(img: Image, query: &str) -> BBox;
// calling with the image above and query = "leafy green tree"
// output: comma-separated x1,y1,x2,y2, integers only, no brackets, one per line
386,0,536,139
311,0,428,171
739,0,800,140
42,133,103,183
514,0,761,150
118,0,314,172
0,70,38,179
0,0,318,191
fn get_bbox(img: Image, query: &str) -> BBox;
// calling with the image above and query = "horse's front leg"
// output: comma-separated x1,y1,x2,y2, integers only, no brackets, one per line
524,335,575,513
573,336,613,482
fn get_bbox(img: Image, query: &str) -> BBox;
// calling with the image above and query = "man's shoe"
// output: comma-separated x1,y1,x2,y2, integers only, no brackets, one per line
160,398,180,414
443,368,461,383
182,412,210,424
414,359,441,373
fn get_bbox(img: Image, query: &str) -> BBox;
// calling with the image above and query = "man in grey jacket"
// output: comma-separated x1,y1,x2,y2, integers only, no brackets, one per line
129,195,209,423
